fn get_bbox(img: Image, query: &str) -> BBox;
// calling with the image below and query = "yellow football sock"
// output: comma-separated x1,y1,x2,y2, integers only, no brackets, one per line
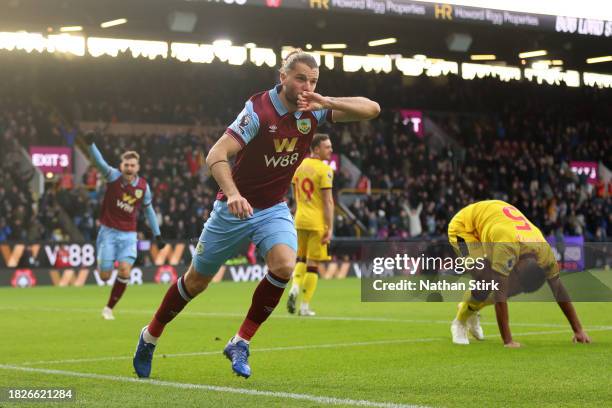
456,290,493,322
456,301,473,323
291,262,307,290
301,266,319,304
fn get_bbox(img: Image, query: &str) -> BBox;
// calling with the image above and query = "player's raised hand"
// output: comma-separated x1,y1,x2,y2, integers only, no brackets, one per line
83,130,96,145
504,341,521,348
227,193,253,219
572,330,591,344
297,91,330,112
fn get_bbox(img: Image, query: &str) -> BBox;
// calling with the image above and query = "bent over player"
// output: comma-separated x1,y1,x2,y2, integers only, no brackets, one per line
85,133,165,320
133,50,380,378
287,133,334,316
448,200,591,347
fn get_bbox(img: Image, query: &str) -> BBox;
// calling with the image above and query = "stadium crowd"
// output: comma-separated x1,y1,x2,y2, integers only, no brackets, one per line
337,75,609,241
0,98,68,242
338,108,610,241
0,52,610,243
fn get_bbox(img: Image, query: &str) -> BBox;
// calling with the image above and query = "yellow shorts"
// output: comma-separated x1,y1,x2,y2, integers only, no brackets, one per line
448,229,485,260
296,229,330,262
448,229,519,277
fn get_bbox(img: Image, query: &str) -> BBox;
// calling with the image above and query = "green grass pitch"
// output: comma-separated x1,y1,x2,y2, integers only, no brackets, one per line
1,278,611,407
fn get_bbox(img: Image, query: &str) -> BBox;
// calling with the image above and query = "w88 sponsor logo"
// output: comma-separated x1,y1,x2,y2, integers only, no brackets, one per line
45,244,96,267
264,152,300,168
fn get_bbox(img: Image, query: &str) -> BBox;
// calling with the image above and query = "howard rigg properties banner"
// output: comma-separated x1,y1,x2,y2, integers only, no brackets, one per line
249,0,612,38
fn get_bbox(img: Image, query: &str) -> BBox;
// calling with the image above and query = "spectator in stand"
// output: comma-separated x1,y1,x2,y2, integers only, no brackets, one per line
0,218,12,242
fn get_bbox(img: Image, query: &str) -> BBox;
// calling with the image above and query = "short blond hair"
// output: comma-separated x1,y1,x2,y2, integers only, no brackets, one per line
121,151,140,162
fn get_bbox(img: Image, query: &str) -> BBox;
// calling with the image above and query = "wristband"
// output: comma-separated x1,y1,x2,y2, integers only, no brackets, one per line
209,159,229,170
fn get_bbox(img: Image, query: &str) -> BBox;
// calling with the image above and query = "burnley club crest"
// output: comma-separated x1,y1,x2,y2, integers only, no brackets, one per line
296,118,311,134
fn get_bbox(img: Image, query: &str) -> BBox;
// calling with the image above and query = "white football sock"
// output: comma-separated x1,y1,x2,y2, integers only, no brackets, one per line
232,334,250,344
143,328,158,345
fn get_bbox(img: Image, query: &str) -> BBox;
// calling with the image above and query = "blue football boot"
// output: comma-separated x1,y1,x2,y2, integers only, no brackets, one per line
223,338,251,378
133,327,156,378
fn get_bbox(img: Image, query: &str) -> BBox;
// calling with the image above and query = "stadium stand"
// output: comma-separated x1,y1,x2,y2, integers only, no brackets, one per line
0,53,609,243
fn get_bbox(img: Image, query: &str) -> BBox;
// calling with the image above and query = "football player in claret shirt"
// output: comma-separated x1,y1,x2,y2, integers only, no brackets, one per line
85,132,165,320
133,50,380,378
287,133,334,316
448,200,591,347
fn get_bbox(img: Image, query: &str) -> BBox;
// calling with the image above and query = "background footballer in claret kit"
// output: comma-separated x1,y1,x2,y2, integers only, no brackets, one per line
0,0,611,407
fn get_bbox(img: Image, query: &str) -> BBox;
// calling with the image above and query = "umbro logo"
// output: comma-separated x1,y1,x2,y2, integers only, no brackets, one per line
269,125,277,133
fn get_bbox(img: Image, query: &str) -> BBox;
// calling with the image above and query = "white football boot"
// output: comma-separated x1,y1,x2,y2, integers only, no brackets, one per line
467,312,485,340
451,318,469,345
298,304,316,316
102,306,115,320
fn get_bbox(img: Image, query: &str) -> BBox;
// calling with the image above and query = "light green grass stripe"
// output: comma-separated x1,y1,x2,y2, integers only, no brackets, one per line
15,326,612,367
0,364,429,408
3,306,609,329
18,337,442,366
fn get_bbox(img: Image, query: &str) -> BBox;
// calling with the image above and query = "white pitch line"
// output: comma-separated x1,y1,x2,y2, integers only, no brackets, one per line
0,364,427,408
19,337,442,366
2,306,606,329
16,326,612,367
